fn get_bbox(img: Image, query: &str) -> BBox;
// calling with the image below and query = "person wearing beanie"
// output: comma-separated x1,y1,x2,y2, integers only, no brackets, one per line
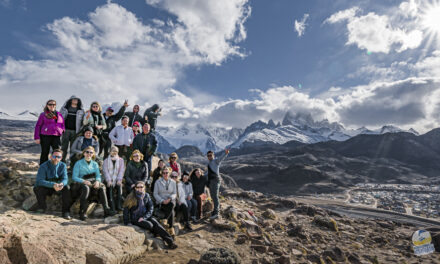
101,100,128,159
143,104,161,131
60,95,85,162
150,159,165,193
69,126,99,168
103,146,125,213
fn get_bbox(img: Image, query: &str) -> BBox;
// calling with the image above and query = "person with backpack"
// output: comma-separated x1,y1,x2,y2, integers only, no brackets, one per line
34,99,65,164
125,104,144,127
143,104,161,131
132,123,157,174
101,100,128,159
60,95,85,162
83,102,107,158
205,149,229,220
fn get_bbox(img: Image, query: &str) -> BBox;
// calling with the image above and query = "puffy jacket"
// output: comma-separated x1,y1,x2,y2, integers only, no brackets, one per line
143,108,160,130
123,193,154,225
103,157,125,185
132,132,158,157
34,112,65,140
125,112,145,127
176,182,187,206
70,136,99,156
35,160,68,188
124,161,149,188
59,95,85,134
153,177,177,204
72,158,101,183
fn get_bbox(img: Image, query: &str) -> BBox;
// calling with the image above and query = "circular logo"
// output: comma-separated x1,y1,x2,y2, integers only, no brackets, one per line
412,230,432,246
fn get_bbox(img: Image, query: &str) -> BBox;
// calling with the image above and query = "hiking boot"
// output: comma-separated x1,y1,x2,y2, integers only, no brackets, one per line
166,242,178,250
62,212,72,220
79,211,87,221
104,208,116,217
185,222,193,231
191,216,198,224
209,213,219,220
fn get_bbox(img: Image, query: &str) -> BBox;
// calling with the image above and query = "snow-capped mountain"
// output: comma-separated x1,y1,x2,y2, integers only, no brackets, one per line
0,110,39,121
229,112,419,148
156,124,243,153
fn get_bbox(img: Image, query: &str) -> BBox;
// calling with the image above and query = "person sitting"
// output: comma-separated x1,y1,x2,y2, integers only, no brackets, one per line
103,146,125,213
33,149,72,219
167,152,181,178
72,146,112,220
70,126,99,167
132,123,158,174
172,171,193,230
150,159,165,193
153,167,176,234
124,150,149,195
181,171,198,223
109,115,134,161
123,181,177,249
190,168,207,220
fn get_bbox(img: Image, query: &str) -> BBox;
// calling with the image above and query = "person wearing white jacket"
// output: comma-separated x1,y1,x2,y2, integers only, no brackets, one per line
103,146,125,213
172,171,193,231
181,171,198,223
153,167,177,229
109,116,134,161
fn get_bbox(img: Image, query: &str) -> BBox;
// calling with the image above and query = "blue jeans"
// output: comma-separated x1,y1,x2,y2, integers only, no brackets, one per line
186,198,198,218
209,179,221,215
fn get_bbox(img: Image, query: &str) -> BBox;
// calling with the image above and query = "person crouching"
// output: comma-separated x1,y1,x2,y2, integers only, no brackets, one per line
103,146,125,213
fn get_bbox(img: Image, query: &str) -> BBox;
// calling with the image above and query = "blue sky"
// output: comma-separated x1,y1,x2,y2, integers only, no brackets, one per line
1,0,440,132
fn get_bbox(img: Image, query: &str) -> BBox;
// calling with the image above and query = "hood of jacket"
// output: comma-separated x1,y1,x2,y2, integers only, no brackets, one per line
62,95,83,110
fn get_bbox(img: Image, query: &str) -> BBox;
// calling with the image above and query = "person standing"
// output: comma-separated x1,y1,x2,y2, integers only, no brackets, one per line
34,99,65,164
83,102,107,158
60,96,84,162
33,149,72,219
143,104,161,131
205,149,229,220
103,146,125,213
125,104,144,127
109,116,134,161
123,181,177,249
101,100,128,158
132,123,157,174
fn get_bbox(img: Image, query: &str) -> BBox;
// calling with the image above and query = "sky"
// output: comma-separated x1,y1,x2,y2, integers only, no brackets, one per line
0,0,440,133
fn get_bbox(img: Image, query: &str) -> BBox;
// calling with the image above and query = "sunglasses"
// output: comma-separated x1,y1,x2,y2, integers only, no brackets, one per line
85,151,94,154
92,105,99,108
47,103,56,106
163,171,169,174
170,156,177,159
52,155,62,159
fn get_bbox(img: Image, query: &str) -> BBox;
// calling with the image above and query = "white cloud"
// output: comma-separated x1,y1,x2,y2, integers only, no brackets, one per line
324,7,359,24
294,13,309,37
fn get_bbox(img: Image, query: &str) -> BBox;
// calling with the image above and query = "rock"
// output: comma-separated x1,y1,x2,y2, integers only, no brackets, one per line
275,255,291,264
306,254,322,263
286,224,309,240
236,235,247,245
104,215,121,225
250,244,267,253
22,195,37,211
240,219,262,236
262,209,277,220
291,248,303,257
347,253,362,264
293,204,326,217
272,197,297,209
313,216,338,232
322,246,346,262
199,248,241,264
211,219,237,232
268,246,283,256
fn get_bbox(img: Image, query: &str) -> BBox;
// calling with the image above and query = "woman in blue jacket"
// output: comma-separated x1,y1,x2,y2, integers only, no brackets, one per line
123,181,177,249
71,146,112,220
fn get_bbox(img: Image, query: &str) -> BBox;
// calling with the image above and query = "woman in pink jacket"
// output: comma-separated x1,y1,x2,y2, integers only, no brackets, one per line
34,99,65,164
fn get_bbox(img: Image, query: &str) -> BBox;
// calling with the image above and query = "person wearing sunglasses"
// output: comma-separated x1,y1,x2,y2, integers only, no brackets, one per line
83,101,107,156
132,121,141,138
109,115,134,161
69,126,99,168
33,149,72,219
34,99,65,164
124,150,149,194
72,146,112,220
167,152,181,178
123,181,177,249
132,123,158,175
60,95,85,162
172,171,193,231
103,146,125,213
101,100,128,159
205,149,230,220
153,167,177,234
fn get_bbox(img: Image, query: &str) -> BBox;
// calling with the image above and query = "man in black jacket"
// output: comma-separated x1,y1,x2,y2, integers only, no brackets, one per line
132,123,158,173
101,100,127,158
125,104,145,127
143,104,161,131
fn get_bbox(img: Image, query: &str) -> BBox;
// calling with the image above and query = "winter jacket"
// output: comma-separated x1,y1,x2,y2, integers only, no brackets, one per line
176,182,187,206
72,158,101,183
34,112,65,140
103,106,126,134
153,177,177,204
109,125,134,146
205,152,228,182
103,157,125,186
70,136,99,156
167,162,181,178
191,174,208,196
35,160,68,188
83,112,107,135
125,112,145,127
143,108,160,130
181,181,194,200
132,132,158,157
124,160,149,188
59,95,85,133
150,167,162,192
123,193,154,225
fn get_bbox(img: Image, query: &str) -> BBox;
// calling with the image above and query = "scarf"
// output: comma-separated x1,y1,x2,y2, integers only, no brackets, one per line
133,161,142,169
106,156,120,185
133,191,146,219
170,162,178,172
91,110,103,126
45,111,58,121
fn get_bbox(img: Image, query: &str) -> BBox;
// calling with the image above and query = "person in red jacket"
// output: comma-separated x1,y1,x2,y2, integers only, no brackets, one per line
34,99,65,164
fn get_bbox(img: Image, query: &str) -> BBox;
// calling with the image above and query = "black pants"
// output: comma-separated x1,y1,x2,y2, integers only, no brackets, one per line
116,145,131,161
135,218,173,245
143,155,152,174
175,202,189,223
106,184,123,211
158,202,175,228
71,182,109,213
186,198,197,218
100,134,112,159
39,135,61,164
33,185,71,213
61,129,76,162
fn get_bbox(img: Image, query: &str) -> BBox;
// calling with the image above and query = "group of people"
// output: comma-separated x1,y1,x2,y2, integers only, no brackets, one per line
32,97,230,249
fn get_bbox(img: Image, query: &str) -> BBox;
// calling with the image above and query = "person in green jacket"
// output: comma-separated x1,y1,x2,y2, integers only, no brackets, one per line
33,149,72,219
71,146,113,220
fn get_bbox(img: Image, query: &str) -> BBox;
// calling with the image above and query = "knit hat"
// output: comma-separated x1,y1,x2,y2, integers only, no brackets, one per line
106,107,114,112
133,121,140,127
84,126,94,133
183,171,190,177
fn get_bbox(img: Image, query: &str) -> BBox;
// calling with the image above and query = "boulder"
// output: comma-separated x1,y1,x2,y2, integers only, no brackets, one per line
199,247,241,264
262,209,277,220
313,216,338,232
